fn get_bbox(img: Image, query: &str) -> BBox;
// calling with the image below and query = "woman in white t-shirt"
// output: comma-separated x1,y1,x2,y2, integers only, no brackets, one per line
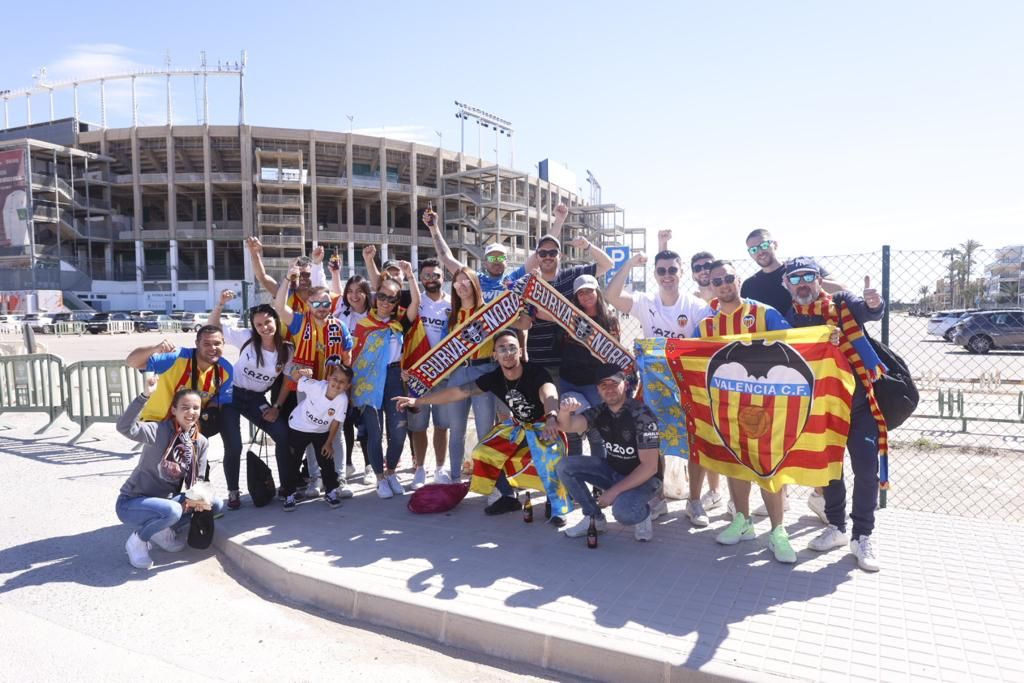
283,365,352,511
334,275,372,480
210,293,294,511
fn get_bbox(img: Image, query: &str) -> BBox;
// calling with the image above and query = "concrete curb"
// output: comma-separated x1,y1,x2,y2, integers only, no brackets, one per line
214,530,773,683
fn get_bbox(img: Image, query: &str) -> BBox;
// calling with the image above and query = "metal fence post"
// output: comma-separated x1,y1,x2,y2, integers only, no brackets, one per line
881,245,890,346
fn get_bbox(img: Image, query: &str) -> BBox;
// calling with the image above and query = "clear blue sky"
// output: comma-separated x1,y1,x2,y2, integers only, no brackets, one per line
3,0,1022,268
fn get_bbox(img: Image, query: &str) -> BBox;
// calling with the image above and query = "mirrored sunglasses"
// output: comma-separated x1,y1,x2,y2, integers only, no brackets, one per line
747,240,774,255
787,272,818,285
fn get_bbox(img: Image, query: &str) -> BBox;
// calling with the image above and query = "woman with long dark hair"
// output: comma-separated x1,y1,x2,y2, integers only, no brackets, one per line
334,275,372,481
210,291,293,509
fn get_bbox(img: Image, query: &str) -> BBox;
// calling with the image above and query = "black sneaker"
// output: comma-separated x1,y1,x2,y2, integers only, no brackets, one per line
544,500,552,519
325,492,342,509
283,495,297,512
484,495,523,516
549,515,567,528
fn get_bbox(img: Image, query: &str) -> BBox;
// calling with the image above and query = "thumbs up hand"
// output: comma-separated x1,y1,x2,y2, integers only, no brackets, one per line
863,276,882,310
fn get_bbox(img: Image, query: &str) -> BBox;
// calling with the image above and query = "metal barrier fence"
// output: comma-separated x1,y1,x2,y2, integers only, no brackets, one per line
0,353,67,431
99,321,135,335
53,321,86,336
64,360,146,443
617,244,1024,521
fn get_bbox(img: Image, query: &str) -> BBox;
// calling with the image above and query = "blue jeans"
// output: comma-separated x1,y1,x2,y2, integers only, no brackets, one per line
556,455,660,525
825,399,880,538
447,361,498,481
115,493,226,542
221,386,290,492
360,364,407,474
559,378,605,457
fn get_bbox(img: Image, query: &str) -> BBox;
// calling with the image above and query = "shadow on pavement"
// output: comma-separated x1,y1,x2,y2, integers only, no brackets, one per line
224,487,854,671
0,435,137,466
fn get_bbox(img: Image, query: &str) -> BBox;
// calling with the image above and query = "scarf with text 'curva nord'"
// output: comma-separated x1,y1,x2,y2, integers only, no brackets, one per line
791,291,889,471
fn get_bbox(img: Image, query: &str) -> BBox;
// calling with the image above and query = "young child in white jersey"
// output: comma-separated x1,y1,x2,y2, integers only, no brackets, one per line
282,364,352,511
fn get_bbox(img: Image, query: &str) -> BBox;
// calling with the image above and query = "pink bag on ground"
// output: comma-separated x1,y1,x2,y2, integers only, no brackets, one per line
407,482,470,514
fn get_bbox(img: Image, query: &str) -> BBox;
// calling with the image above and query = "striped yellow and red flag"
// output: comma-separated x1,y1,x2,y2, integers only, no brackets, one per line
663,325,855,492
401,316,432,370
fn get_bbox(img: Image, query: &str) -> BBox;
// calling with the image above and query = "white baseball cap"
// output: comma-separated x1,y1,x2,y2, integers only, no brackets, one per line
573,274,600,293
484,243,507,256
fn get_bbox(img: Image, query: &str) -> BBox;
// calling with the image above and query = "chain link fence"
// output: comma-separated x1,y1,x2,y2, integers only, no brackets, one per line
614,246,1024,522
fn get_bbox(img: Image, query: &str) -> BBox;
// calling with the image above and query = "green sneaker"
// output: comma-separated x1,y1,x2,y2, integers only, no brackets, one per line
715,513,755,545
768,525,797,564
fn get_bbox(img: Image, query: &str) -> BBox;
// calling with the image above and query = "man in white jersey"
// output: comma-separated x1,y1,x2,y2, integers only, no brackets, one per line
605,248,724,526
407,258,453,488
657,229,716,303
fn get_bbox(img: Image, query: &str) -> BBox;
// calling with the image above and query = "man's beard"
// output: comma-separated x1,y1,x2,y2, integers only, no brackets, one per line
424,282,441,293
792,287,818,305
718,290,738,304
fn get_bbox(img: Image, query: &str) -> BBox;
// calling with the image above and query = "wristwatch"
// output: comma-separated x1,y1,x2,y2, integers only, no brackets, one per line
545,410,558,420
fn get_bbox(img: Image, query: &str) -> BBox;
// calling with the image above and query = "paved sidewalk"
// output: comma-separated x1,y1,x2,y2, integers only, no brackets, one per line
4,415,1024,682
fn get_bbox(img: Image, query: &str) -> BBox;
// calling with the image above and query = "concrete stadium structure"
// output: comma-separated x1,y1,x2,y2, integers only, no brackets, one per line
0,64,638,312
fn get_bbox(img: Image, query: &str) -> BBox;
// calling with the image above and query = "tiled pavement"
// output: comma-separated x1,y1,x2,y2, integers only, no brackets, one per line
215,474,1024,682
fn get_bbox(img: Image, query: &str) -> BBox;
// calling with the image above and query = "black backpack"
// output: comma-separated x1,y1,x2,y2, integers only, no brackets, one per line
866,336,918,429
246,430,277,507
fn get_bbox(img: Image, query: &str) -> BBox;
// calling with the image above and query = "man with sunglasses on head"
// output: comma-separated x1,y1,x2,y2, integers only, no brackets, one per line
407,258,453,489
741,229,843,315
693,260,799,563
606,248,722,526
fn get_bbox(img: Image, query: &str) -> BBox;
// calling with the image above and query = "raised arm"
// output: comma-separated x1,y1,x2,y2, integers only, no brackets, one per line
363,244,381,290
309,245,329,287
569,235,614,276
209,289,234,328
657,229,671,252
523,203,569,272
424,209,464,275
328,253,343,296
126,339,176,371
606,252,645,314
246,236,280,298
273,265,298,327
400,261,420,322
116,379,161,445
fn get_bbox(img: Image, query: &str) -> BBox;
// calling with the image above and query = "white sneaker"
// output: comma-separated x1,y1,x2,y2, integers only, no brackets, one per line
125,532,153,569
700,489,723,511
649,497,669,521
376,479,394,499
412,467,427,490
150,527,186,553
851,535,881,572
364,466,376,485
807,491,829,524
634,514,654,542
564,515,607,538
335,481,355,499
345,464,356,479
809,524,848,552
684,500,709,527
303,477,323,498
434,468,452,485
386,474,404,496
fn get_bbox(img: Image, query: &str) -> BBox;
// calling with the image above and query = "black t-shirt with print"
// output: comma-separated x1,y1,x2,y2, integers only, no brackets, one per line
474,362,553,424
581,398,661,477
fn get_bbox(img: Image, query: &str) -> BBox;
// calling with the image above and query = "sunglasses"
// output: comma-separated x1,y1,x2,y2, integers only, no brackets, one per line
309,300,332,309
692,262,713,272
748,240,774,255
486,254,506,263
787,272,818,285
376,293,400,304
537,248,560,258
656,266,680,276
710,274,736,287
495,345,520,355
421,273,441,281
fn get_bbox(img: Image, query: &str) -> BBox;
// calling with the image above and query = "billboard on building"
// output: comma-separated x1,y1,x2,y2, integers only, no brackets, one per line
0,149,29,250
538,159,577,192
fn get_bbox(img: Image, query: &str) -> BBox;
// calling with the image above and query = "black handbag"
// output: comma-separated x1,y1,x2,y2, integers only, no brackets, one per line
246,429,277,508
187,508,215,549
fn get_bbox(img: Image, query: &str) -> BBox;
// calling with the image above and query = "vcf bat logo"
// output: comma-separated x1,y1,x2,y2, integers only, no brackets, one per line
706,339,815,478
460,321,486,346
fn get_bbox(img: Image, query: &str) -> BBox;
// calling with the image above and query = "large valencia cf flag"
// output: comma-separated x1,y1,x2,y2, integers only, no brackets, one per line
640,326,856,492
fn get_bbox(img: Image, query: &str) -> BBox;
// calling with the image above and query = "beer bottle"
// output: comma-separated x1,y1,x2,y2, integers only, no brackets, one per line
586,515,599,549
523,492,533,523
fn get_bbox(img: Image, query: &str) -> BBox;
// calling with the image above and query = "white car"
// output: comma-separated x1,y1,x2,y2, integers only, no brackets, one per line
22,313,54,333
926,309,979,340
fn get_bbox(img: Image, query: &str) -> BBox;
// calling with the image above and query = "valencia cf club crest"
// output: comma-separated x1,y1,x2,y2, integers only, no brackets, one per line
742,314,756,329
705,339,815,477
677,314,688,327
460,321,486,346
325,354,342,367
327,408,336,417
574,317,592,341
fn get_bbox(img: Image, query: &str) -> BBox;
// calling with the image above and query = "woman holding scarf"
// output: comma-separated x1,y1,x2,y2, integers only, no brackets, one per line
352,263,419,499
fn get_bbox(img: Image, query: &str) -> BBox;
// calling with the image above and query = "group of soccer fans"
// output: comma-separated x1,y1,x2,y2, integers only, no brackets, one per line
114,214,886,574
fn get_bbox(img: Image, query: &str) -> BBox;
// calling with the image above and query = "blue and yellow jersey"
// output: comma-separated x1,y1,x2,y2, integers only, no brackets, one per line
139,348,234,421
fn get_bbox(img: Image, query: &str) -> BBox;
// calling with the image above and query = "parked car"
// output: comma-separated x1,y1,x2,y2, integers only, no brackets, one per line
86,311,134,334
130,310,156,319
22,313,55,334
952,310,1024,354
218,312,240,328
135,313,181,332
176,311,210,332
45,311,95,333
927,309,981,340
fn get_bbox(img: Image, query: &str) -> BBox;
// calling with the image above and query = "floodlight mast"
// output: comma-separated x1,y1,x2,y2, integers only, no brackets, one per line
453,100,513,166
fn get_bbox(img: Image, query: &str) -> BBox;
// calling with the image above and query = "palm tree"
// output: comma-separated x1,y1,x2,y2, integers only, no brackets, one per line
942,248,962,307
959,239,982,306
